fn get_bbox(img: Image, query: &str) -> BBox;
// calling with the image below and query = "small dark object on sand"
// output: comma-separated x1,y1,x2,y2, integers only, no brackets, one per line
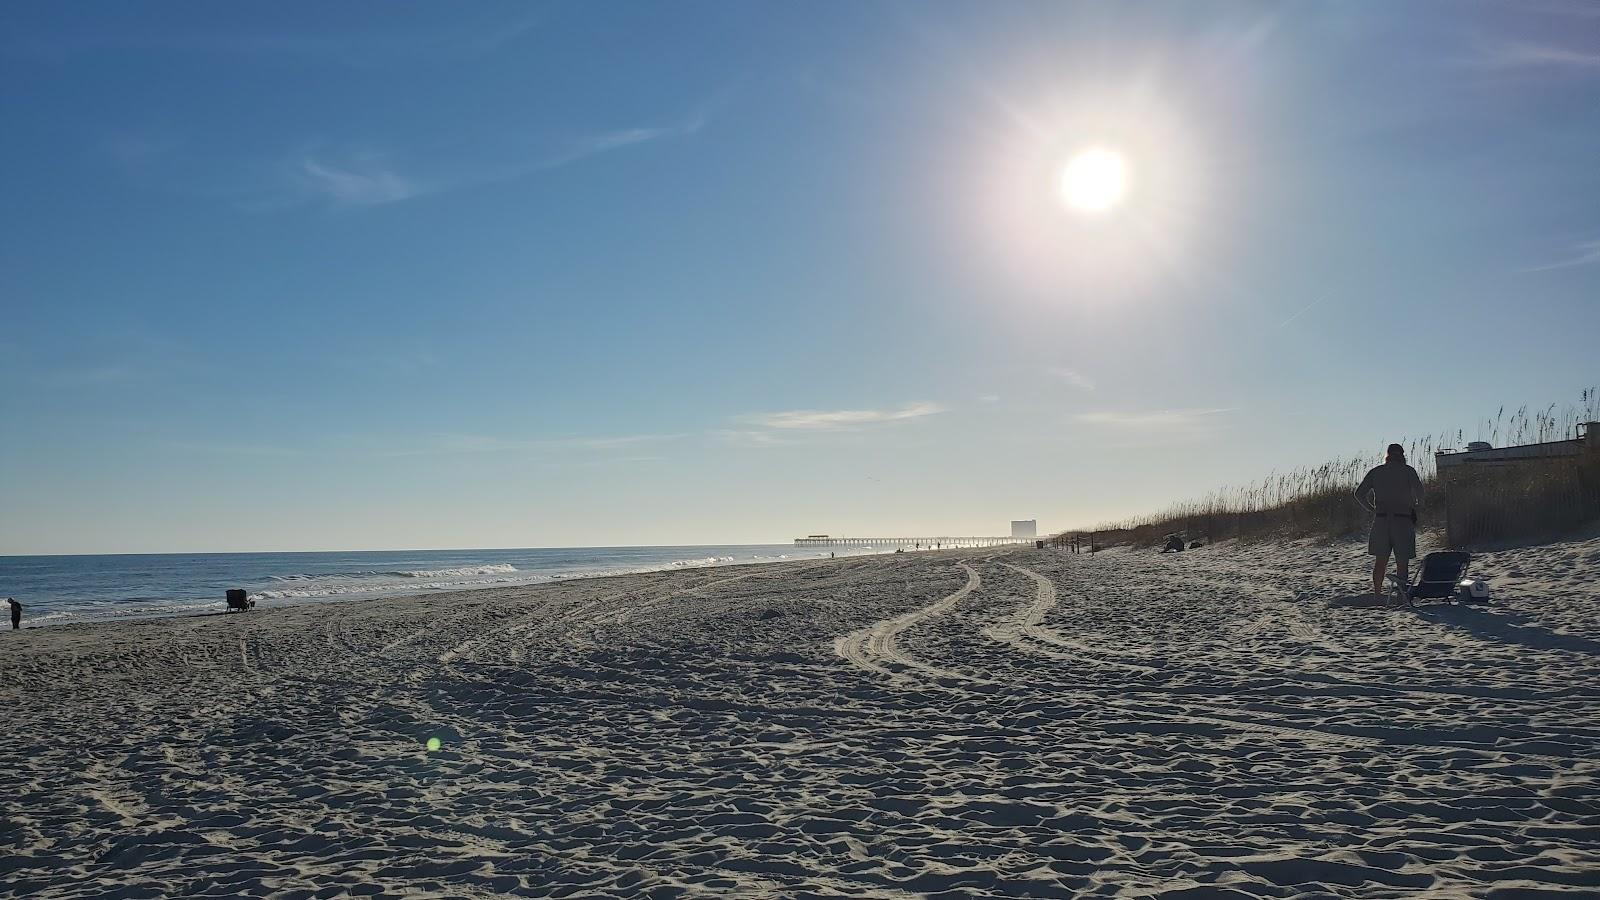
226,589,255,612
1188,541,1204,550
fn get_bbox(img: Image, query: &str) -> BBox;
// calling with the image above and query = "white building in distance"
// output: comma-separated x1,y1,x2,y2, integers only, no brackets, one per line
1010,520,1037,539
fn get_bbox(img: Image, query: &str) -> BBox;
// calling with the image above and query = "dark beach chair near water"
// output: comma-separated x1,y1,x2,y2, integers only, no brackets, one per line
1388,551,1473,606
226,589,255,612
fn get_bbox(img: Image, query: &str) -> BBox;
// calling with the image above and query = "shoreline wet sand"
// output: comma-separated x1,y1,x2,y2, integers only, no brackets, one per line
3,538,1597,898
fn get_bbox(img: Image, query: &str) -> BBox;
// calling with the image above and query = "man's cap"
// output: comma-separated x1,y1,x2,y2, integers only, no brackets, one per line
1386,443,1405,457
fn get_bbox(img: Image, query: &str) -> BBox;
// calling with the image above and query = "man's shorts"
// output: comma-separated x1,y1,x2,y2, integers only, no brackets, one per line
1369,515,1417,560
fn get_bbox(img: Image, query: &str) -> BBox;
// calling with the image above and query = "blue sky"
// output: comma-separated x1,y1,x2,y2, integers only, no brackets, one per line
3,1,1598,554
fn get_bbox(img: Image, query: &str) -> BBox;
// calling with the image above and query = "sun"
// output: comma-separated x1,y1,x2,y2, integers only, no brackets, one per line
1059,147,1129,213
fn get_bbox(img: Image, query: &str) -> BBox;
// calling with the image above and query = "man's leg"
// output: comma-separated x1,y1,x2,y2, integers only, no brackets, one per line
1394,522,1415,600
1372,552,1390,596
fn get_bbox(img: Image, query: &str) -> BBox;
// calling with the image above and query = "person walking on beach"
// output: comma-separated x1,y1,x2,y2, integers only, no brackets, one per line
1354,444,1424,597
7,598,20,630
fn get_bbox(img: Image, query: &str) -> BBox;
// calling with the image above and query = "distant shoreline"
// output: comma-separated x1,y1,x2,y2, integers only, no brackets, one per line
0,542,904,631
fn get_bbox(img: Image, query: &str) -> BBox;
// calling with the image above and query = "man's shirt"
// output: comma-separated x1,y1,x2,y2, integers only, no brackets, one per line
1355,462,1424,515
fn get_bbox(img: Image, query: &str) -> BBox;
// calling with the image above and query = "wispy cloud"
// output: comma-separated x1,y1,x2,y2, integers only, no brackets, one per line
104,132,184,171
27,364,145,388
159,432,683,460
746,401,946,431
164,440,307,458
232,104,714,210
714,429,788,448
1523,238,1600,272
549,113,713,164
720,400,947,448
10,330,198,390
1470,39,1600,71
1046,367,1096,391
293,155,418,207
573,434,687,450
504,106,715,178
414,432,687,455
1277,295,1328,328
1074,408,1233,428
10,15,541,67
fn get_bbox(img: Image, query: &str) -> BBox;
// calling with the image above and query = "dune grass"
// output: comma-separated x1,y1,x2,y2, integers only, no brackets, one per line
1075,388,1600,550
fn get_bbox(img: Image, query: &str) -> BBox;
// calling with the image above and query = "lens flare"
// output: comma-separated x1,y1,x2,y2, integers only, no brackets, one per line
425,736,442,752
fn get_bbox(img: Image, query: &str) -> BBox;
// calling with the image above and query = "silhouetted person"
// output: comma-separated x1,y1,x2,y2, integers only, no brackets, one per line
1355,443,1424,596
1161,533,1185,553
7,598,20,630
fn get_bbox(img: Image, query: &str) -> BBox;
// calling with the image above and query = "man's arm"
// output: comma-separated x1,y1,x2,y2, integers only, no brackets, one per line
1353,471,1375,514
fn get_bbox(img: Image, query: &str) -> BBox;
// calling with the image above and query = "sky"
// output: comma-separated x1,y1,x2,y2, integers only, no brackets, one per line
3,1,1598,555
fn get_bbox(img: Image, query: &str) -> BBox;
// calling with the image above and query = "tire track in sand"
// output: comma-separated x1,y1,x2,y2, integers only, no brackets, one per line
834,562,988,684
984,562,1160,676
442,563,836,664
991,562,1381,749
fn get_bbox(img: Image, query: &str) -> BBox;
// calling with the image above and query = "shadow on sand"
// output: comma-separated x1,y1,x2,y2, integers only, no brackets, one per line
1326,593,1395,609
1413,603,1600,657
1326,593,1600,655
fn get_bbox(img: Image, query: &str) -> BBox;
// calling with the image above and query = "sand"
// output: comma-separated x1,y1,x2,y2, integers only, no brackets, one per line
2,536,1597,898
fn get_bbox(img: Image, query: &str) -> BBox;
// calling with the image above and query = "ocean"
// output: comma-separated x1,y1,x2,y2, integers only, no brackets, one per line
0,544,880,628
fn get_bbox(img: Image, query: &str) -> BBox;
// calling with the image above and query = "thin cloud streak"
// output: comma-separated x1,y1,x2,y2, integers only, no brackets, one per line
1047,367,1096,391
420,433,688,455
264,106,714,209
714,429,787,448
26,364,145,388
1523,239,1600,272
153,433,685,460
1074,408,1233,428
517,107,714,173
1277,295,1327,328
747,401,946,430
295,157,417,207
9,16,541,66
1470,39,1600,71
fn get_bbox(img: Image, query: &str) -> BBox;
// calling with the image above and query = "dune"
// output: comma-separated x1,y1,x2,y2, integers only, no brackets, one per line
2,537,1596,897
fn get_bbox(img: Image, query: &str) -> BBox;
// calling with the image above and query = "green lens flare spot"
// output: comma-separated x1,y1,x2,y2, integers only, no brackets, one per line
425,737,442,752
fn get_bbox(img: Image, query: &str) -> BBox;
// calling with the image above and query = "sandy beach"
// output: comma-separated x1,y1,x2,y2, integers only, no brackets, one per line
3,538,1597,898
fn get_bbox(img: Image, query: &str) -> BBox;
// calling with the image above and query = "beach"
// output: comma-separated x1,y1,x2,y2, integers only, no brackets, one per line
3,538,1597,898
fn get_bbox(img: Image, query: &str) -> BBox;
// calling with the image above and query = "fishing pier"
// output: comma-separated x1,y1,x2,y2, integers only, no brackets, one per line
793,535,1031,549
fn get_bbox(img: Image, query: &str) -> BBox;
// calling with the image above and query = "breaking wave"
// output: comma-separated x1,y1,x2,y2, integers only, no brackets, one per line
267,564,518,583
667,556,735,568
398,564,518,579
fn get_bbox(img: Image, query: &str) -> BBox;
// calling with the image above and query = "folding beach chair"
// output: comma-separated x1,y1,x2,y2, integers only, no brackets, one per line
1387,551,1473,606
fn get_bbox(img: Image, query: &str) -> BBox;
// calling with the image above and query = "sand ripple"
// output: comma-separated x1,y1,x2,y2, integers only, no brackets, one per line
2,539,1597,897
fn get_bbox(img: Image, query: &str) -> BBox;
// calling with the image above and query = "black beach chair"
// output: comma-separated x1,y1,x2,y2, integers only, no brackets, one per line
1388,551,1471,606
226,589,254,612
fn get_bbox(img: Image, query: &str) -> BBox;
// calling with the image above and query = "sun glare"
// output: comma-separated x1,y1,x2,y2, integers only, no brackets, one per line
1059,148,1129,213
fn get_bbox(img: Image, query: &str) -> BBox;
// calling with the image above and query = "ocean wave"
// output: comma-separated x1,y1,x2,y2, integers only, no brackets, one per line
399,564,518,578
267,563,518,583
24,598,227,627
254,574,528,601
666,556,735,568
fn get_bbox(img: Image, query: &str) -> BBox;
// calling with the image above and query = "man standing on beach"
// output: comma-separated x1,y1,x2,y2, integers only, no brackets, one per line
7,598,20,630
1354,444,1425,597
